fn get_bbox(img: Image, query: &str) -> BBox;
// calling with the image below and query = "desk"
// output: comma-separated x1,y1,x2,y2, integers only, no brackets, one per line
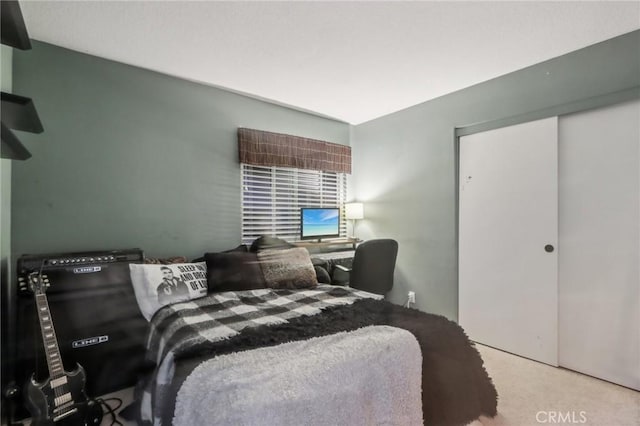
294,238,361,251
311,250,355,262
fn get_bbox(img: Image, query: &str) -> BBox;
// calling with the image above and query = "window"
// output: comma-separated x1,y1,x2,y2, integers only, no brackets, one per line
241,164,347,244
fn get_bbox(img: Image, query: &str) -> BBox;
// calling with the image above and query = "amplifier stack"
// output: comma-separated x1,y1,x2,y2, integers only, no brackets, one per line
13,248,148,418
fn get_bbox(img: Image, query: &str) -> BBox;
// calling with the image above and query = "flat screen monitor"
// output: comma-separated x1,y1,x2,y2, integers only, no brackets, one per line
300,207,340,241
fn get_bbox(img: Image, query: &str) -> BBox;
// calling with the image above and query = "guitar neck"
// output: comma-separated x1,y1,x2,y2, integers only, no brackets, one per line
34,293,65,379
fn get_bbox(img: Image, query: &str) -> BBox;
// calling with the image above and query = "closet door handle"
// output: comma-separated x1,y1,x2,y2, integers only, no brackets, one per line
544,244,554,253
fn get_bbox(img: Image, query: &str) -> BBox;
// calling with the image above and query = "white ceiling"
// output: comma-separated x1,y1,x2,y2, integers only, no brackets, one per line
20,1,640,124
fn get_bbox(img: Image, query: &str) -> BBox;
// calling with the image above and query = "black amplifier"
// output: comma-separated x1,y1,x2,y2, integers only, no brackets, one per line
14,249,148,418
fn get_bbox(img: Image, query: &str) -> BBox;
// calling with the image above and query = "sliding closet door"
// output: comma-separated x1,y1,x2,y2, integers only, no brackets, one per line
558,99,640,390
459,117,558,366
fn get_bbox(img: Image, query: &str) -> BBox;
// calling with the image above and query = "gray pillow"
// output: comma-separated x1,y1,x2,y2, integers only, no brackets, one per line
257,248,318,289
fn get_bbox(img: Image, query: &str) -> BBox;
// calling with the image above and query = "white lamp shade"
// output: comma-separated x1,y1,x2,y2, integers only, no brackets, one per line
345,202,364,220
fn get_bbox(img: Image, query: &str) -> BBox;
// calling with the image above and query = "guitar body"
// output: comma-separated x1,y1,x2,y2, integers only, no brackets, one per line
22,272,103,426
25,363,89,425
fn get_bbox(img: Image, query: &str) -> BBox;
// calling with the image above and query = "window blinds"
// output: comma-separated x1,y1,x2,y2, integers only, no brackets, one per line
241,164,347,244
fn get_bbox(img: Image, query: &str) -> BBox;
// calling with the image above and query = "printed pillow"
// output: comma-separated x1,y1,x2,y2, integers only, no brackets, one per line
204,251,266,292
257,247,318,289
129,262,208,321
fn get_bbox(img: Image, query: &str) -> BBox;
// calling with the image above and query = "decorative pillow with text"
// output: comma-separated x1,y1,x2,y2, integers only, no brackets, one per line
129,262,208,321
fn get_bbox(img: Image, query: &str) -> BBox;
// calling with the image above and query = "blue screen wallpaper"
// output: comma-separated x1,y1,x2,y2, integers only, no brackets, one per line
303,209,339,236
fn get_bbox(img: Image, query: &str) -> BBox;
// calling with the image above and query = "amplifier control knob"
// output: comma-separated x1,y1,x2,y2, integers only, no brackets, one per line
4,384,19,399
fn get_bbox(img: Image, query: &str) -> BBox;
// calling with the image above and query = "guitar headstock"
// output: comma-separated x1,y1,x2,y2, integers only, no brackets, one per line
27,272,50,295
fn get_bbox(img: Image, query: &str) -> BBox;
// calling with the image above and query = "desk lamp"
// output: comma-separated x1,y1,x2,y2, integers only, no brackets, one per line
345,202,364,240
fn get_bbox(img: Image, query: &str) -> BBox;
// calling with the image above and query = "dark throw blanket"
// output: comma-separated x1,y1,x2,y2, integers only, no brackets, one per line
142,295,497,426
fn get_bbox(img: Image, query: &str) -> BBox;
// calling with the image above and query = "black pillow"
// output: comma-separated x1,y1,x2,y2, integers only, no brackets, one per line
226,244,249,253
192,244,248,262
249,235,295,253
314,265,332,284
204,251,266,292
311,257,329,269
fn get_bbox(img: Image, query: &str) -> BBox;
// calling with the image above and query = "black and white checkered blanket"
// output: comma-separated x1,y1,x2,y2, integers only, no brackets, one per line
138,285,382,425
136,284,498,426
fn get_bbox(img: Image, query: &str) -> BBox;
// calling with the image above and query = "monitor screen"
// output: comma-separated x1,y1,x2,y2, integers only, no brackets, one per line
300,207,340,240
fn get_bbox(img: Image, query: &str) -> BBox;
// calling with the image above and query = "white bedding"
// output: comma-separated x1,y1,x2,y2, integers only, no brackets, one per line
173,325,423,426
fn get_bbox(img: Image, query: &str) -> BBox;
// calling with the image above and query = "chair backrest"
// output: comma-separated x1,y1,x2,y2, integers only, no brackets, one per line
350,239,398,295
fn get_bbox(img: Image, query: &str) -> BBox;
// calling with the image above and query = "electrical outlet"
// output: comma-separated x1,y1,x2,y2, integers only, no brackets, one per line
408,291,416,304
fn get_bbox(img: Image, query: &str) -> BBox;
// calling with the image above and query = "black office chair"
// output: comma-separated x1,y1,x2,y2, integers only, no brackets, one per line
334,239,398,295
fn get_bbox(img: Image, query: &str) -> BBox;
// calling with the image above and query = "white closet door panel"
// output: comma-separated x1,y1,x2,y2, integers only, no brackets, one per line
558,99,640,390
459,117,558,366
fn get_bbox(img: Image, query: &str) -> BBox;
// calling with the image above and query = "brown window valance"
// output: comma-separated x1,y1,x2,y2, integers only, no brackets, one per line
238,128,351,174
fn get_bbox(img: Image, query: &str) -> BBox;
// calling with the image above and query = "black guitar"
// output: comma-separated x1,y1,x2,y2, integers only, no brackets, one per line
24,272,102,425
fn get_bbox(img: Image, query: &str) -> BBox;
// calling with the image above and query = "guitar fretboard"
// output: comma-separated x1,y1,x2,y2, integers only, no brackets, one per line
34,293,65,380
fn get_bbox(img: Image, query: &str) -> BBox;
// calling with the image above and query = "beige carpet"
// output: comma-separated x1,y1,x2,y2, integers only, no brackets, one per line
101,345,639,426
473,344,640,426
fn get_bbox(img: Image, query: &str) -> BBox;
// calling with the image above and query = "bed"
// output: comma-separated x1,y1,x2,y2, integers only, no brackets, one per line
129,282,497,425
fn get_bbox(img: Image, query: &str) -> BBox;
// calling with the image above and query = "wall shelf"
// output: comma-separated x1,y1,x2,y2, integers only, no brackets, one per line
1,123,31,161
1,1,42,161
1,93,44,133
1,1,32,50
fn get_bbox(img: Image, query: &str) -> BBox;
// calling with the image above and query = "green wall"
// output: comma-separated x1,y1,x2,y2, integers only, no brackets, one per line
11,32,640,320
1,45,12,289
1,44,13,421
11,42,349,259
352,30,640,320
